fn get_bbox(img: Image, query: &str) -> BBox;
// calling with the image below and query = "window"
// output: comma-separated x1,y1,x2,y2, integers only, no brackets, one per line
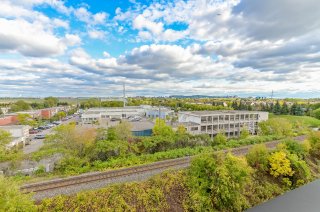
213,125,218,130
191,127,198,131
201,116,207,123
219,115,224,121
207,125,212,130
213,116,218,122
230,115,235,121
201,126,206,131
225,115,229,121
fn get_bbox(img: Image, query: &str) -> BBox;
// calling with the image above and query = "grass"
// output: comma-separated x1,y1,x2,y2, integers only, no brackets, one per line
269,114,320,127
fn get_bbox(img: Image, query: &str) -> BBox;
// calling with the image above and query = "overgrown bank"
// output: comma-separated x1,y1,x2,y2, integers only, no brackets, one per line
37,131,320,211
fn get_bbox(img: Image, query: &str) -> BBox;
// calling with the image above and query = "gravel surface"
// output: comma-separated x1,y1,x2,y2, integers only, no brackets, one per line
32,163,189,200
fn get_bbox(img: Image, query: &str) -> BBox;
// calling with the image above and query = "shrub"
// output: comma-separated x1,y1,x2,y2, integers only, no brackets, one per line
212,132,227,146
187,153,251,211
287,154,311,188
268,151,294,178
246,144,269,172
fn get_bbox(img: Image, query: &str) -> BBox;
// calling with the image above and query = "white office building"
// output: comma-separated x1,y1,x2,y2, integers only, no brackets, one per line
178,110,268,138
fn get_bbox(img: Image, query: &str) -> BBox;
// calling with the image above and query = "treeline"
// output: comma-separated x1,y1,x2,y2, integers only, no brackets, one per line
231,100,312,116
7,97,69,113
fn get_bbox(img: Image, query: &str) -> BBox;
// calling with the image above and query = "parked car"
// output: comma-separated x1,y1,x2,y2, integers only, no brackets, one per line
29,129,39,134
34,134,45,139
111,117,121,121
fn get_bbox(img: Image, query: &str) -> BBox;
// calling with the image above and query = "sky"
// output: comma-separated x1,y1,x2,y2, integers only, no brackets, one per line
0,0,319,98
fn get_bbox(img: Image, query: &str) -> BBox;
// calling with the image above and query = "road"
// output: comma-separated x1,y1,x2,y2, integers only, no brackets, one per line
23,116,79,155
22,135,307,200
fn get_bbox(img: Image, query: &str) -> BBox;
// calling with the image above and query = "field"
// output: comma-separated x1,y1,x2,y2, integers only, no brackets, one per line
269,114,320,127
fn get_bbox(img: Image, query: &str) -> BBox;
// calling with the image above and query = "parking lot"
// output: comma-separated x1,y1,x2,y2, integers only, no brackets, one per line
23,115,79,154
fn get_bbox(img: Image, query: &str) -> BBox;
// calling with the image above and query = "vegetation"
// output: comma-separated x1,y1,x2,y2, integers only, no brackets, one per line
0,176,36,211
37,131,320,211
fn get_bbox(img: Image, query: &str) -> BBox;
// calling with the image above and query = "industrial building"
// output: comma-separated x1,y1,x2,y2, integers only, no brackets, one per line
146,107,174,119
80,106,173,124
178,110,268,138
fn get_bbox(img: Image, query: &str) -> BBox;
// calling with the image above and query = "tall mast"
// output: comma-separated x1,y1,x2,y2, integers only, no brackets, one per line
123,82,126,107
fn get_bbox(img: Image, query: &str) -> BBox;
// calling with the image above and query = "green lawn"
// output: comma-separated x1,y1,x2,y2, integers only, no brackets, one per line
269,114,320,127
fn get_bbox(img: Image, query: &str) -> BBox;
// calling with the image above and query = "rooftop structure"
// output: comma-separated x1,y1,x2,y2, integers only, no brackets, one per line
178,110,268,138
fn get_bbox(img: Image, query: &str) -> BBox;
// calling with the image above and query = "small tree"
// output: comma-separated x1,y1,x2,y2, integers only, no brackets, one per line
311,108,320,119
176,124,187,135
240,127,250,139
213,132,227,145
152,118,174,137
246,144,269,172
114,120,132,141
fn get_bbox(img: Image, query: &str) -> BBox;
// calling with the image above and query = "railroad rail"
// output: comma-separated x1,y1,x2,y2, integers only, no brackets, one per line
21,135,306,194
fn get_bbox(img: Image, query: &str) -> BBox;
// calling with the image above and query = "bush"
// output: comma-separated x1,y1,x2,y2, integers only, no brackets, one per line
212,132,227,146
246,144,269,172
287,154,311,188
268,151,294,179
187,153,251,211
308,131,320,159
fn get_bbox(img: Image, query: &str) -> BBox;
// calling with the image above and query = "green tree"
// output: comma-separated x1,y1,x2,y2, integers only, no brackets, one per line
212,132,227,145
176,124,187,135
259,118,292,136
114,121,132,141
17,113,37,126
44,96,59,108
0,129,12,159
107,127,117,141
10,100,30,112
0,176,36,211
281,102,289,115
240,127,250,139
311,108,320,119
152,118,174,137
273,100,281,115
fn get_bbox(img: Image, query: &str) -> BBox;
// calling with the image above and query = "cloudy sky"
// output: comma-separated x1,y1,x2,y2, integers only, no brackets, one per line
0,0,319,98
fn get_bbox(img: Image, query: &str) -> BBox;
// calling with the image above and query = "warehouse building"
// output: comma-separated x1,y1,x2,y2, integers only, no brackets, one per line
145,107,174,119
178,110,268,138
81,106,173,124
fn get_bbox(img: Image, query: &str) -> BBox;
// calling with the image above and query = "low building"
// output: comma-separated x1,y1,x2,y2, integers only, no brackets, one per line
146,107,174,119
131,120,154,136
0,125,30,147
178,110,268,138
0,115,18,126
81,106,147,124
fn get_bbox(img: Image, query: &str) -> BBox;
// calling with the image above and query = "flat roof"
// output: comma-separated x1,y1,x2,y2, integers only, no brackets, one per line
247,180,320,212
131,120,154,131
179,110,267,115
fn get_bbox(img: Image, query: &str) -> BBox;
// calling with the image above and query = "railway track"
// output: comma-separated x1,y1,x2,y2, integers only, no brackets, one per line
20,135,306,196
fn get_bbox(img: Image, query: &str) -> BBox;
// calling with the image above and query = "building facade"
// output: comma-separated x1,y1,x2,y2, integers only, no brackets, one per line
146,107,174,119
178,110,268,138
0,125,30,147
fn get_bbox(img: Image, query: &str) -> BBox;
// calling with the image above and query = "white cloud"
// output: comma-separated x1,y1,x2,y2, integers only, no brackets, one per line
88,30,105,40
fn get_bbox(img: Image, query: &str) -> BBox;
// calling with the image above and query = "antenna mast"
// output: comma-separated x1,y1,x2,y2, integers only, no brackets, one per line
123,82,126,107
